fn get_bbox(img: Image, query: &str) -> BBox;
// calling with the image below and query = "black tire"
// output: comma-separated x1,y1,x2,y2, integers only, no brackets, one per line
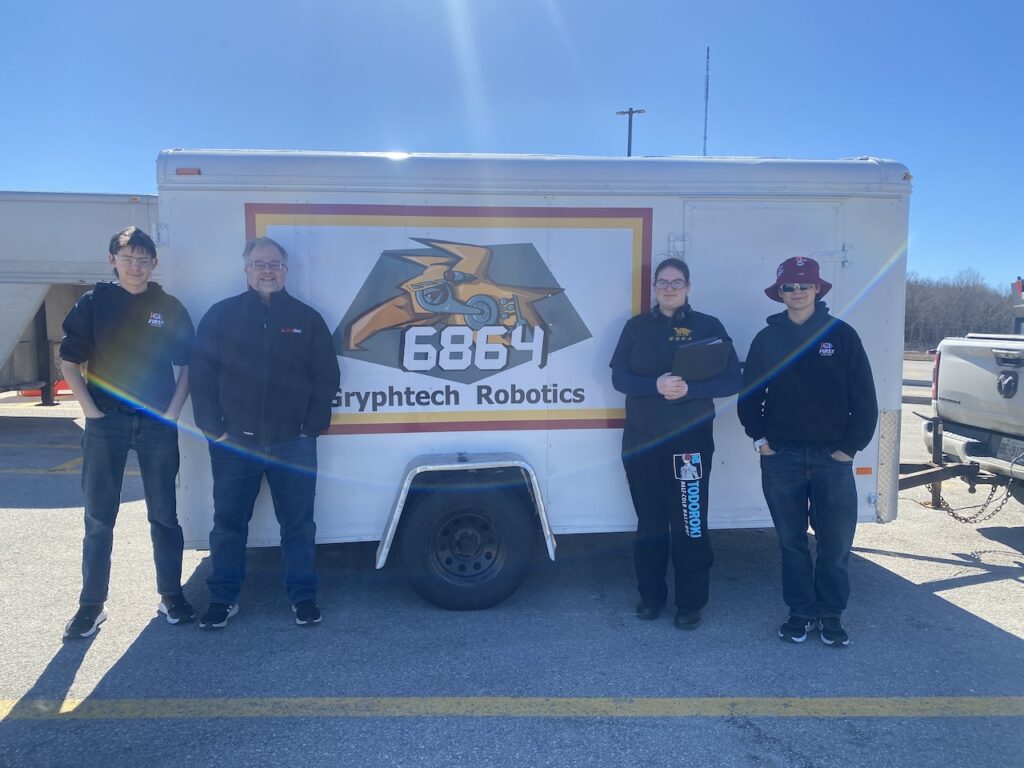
397,487,535,610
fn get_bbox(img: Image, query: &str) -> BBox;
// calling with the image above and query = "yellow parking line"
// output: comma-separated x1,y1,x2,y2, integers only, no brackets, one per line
0,443,81,449
50,457,83,472
2,696,1023,721
0,466,139,475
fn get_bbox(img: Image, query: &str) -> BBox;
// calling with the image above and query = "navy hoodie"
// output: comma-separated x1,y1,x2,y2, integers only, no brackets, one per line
59,281,193,413
738,302,877,457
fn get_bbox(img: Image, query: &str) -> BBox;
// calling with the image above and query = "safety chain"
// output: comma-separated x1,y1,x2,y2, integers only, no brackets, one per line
925,477,1015,524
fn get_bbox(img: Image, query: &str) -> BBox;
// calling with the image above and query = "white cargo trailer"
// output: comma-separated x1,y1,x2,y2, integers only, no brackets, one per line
163,151,907,607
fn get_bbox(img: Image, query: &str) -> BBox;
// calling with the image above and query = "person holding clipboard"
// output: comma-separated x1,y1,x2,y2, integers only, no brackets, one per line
610,258,741,630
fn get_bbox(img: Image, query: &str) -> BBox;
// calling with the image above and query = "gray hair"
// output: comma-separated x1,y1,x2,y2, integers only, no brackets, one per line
242,237,288,261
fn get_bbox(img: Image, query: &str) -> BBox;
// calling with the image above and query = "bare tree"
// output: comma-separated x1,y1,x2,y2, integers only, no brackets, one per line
904,270,1016,351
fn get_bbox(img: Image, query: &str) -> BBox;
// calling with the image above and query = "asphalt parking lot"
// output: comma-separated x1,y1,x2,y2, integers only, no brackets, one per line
1,383,1022,768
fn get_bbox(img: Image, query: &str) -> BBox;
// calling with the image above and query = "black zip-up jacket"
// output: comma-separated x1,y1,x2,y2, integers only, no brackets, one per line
190,288,341,444
59,282,193,413
610,302,742,439
738,302,878,457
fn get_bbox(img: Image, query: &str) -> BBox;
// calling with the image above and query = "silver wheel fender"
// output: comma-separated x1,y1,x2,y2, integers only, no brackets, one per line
375,452,555,568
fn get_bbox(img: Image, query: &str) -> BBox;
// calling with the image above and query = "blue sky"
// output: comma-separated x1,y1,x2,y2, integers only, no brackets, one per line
2,1,1020,288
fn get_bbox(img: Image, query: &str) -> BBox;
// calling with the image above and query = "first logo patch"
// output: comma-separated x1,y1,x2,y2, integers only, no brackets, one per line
819,342,835,357
148,312,164,327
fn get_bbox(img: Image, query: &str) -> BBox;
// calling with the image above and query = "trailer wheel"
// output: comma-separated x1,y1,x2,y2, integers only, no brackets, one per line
397,488,535,610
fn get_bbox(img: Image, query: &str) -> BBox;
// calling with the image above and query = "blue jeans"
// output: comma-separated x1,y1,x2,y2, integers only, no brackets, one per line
206,436,319,605
80,410,184,605
760,445,857,620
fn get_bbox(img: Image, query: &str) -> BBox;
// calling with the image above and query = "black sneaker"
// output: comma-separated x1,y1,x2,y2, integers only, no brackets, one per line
635,601,664,620
674,609,702,630
63,605,107,640
158,594,196,625
198,602,238,630
819,617,850,647
778,615,814,643
292,599,322,626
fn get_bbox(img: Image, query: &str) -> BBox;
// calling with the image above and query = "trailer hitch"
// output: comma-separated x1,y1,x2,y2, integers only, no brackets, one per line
899,412,1015,522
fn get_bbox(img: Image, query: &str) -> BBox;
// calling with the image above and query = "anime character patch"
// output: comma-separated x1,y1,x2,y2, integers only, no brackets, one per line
673,452,703,481
819,342,835,357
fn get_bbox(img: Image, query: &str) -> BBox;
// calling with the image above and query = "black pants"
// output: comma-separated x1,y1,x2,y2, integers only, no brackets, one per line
622,426,714,612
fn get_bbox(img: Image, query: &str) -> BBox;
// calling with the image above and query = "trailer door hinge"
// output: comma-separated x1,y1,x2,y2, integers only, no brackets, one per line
668,233,687,257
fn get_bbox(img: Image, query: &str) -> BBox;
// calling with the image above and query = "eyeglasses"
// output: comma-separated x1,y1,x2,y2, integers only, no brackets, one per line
780,283,815,293
246,261,287,272
114,255,155,267
654,279,688,290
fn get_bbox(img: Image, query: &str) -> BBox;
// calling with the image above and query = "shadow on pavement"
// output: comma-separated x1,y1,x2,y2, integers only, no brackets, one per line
977,524,1024,555
852,542,1024,592
0,416,144,508
3,529,1024,766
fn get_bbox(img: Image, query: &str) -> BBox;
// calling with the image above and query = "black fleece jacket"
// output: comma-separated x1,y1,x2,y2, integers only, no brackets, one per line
610,302,742,438
738,302,878,457
190,288,341,444
59,282,193,413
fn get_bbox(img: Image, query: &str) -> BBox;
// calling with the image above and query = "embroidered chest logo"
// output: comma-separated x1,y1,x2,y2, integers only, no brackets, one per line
280,327,303,334
819,341,835,357
669,326,693,343
147,312,164,328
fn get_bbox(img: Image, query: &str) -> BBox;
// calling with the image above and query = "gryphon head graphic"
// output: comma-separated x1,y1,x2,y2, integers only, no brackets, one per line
346,239,563,350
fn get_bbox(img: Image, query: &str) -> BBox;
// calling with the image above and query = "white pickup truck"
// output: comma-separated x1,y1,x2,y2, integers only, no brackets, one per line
924,333,1024,501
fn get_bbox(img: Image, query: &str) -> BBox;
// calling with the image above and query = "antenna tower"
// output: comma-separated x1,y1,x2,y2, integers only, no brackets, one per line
702,46,710,156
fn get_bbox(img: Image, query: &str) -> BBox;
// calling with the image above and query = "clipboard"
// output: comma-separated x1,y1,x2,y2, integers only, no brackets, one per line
671,338,733,381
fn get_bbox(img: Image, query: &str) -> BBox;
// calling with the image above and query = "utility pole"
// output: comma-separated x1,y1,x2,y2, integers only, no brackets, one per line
615,107,646,157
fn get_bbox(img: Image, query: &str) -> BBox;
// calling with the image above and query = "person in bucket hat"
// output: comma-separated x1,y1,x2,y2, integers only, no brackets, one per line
763,256,833,302
738,256,877,647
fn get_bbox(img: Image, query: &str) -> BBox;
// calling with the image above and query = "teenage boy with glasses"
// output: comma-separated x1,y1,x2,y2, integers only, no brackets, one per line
60,226,195,639
738,256,877,647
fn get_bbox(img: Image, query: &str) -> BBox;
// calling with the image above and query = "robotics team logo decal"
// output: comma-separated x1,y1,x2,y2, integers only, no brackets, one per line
334,239,591,384
673,453,704,539
819,342,835,357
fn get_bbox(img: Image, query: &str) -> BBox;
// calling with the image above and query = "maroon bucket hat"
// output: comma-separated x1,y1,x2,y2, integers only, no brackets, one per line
764,256,832,302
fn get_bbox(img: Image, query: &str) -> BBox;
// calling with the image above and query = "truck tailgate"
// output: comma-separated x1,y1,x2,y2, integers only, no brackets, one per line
936,337,1024,437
